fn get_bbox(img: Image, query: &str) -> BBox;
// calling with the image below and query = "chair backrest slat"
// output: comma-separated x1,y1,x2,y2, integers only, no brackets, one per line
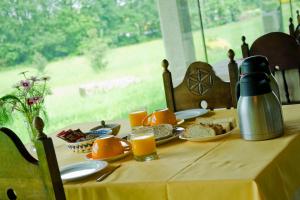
162,55,238,111
0,128,48,199
0,117,66,200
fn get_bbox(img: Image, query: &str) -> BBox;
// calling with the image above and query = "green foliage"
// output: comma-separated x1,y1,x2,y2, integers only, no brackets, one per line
0,0,161,67
81,30,108,72
261,0,279,12
32,52,48,73
199,0,242,28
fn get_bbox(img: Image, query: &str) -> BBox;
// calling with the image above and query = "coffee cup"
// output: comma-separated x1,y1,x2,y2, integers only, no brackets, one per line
92,135,131,159
142,108,177,126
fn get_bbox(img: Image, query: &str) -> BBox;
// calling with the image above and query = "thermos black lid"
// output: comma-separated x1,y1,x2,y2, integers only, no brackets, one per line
239,72,272,96
240,56,271,75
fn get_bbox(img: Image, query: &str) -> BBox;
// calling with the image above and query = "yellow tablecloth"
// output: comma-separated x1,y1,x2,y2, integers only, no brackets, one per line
53,105,300,200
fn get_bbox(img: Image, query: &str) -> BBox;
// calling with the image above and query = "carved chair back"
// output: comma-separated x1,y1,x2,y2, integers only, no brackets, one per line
241,32,300,104
162,50,238,111
0,117,66,200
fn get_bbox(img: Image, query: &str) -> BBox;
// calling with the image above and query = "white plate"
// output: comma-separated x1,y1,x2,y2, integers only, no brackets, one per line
179,130,232,142
175,109,208,120
156,127,185,145
60,161,108,182
156,133,179,145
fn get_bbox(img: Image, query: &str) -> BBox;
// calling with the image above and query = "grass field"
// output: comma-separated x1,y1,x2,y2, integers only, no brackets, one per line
0,7,293,142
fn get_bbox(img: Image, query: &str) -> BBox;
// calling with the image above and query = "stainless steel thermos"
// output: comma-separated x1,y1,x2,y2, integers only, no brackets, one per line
237,72,284,141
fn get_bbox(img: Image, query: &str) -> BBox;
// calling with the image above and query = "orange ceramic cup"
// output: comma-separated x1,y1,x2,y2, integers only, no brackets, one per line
142,108,177,126
92,135,130,159
129,110,148,128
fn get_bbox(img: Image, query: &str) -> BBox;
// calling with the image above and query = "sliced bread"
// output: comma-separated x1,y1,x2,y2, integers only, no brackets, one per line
185,124,216,138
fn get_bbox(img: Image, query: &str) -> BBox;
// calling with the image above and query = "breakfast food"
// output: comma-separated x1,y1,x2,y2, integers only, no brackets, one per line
56,129,100,153
184,117,236,138
195,117,236,132
185,124,216,138
185,123,224,138
152,124,173,140
57,129,86,143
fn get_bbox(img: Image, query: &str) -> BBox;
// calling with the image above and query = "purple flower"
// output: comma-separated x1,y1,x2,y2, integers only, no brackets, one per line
20,80,31,89
27,96,41,106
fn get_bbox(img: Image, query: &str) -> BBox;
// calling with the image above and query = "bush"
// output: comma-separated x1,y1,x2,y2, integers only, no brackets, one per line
32,52,48,73
81,30,108,72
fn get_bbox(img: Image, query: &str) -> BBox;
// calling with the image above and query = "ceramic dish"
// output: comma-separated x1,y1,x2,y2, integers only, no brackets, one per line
85,140,131,162
60,160,108,182
179,129,233,142
66,138,96,153
85,149,131,162
175,109,208,120
156,133,179,145
90,120,121,136
156,127,185,145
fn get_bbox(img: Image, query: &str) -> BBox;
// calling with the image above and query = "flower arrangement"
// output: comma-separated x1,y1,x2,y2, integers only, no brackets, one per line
0,71,50,141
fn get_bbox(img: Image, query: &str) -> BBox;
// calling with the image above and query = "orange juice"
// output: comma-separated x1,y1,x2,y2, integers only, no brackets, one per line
131,135,156,156
129,127,158,161
129,110,147,128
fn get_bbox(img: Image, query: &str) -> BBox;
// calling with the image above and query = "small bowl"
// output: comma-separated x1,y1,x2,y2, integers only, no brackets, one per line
66,138,96,153
85,128,112,136
90,120,121,136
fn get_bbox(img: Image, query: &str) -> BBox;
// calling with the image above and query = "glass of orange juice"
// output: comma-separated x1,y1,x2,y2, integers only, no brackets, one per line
129,127,158,161
128,109,148,130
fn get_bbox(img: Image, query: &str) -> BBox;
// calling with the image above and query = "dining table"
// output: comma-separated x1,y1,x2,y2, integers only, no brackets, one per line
52,104,300,200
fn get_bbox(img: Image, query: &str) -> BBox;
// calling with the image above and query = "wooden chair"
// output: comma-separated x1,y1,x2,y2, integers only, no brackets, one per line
162,50,238,112
0,117,66,200
241,32,300,104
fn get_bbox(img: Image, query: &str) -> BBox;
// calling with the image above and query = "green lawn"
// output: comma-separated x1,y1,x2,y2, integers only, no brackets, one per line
0,7,293,142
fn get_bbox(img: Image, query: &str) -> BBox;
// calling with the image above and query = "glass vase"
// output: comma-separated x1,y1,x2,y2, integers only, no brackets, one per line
24,117,37,153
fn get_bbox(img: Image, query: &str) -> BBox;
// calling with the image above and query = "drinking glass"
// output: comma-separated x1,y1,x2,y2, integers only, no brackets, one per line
129,127,158,161
128,108,148,130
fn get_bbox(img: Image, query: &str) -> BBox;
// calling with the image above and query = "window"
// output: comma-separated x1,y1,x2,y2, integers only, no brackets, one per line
0,0,298,142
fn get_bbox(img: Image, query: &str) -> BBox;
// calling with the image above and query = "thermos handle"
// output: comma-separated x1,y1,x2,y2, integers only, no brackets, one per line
236,81,240,101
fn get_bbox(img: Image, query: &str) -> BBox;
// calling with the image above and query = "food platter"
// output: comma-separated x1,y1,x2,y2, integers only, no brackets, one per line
179,129,232,142
156,127,184,145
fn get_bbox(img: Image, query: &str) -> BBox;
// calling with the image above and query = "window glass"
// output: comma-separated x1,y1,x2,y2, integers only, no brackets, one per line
0,0,297,143
0,0,166,142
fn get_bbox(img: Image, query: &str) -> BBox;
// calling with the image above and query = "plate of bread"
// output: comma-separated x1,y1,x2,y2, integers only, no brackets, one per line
179,117,236,142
